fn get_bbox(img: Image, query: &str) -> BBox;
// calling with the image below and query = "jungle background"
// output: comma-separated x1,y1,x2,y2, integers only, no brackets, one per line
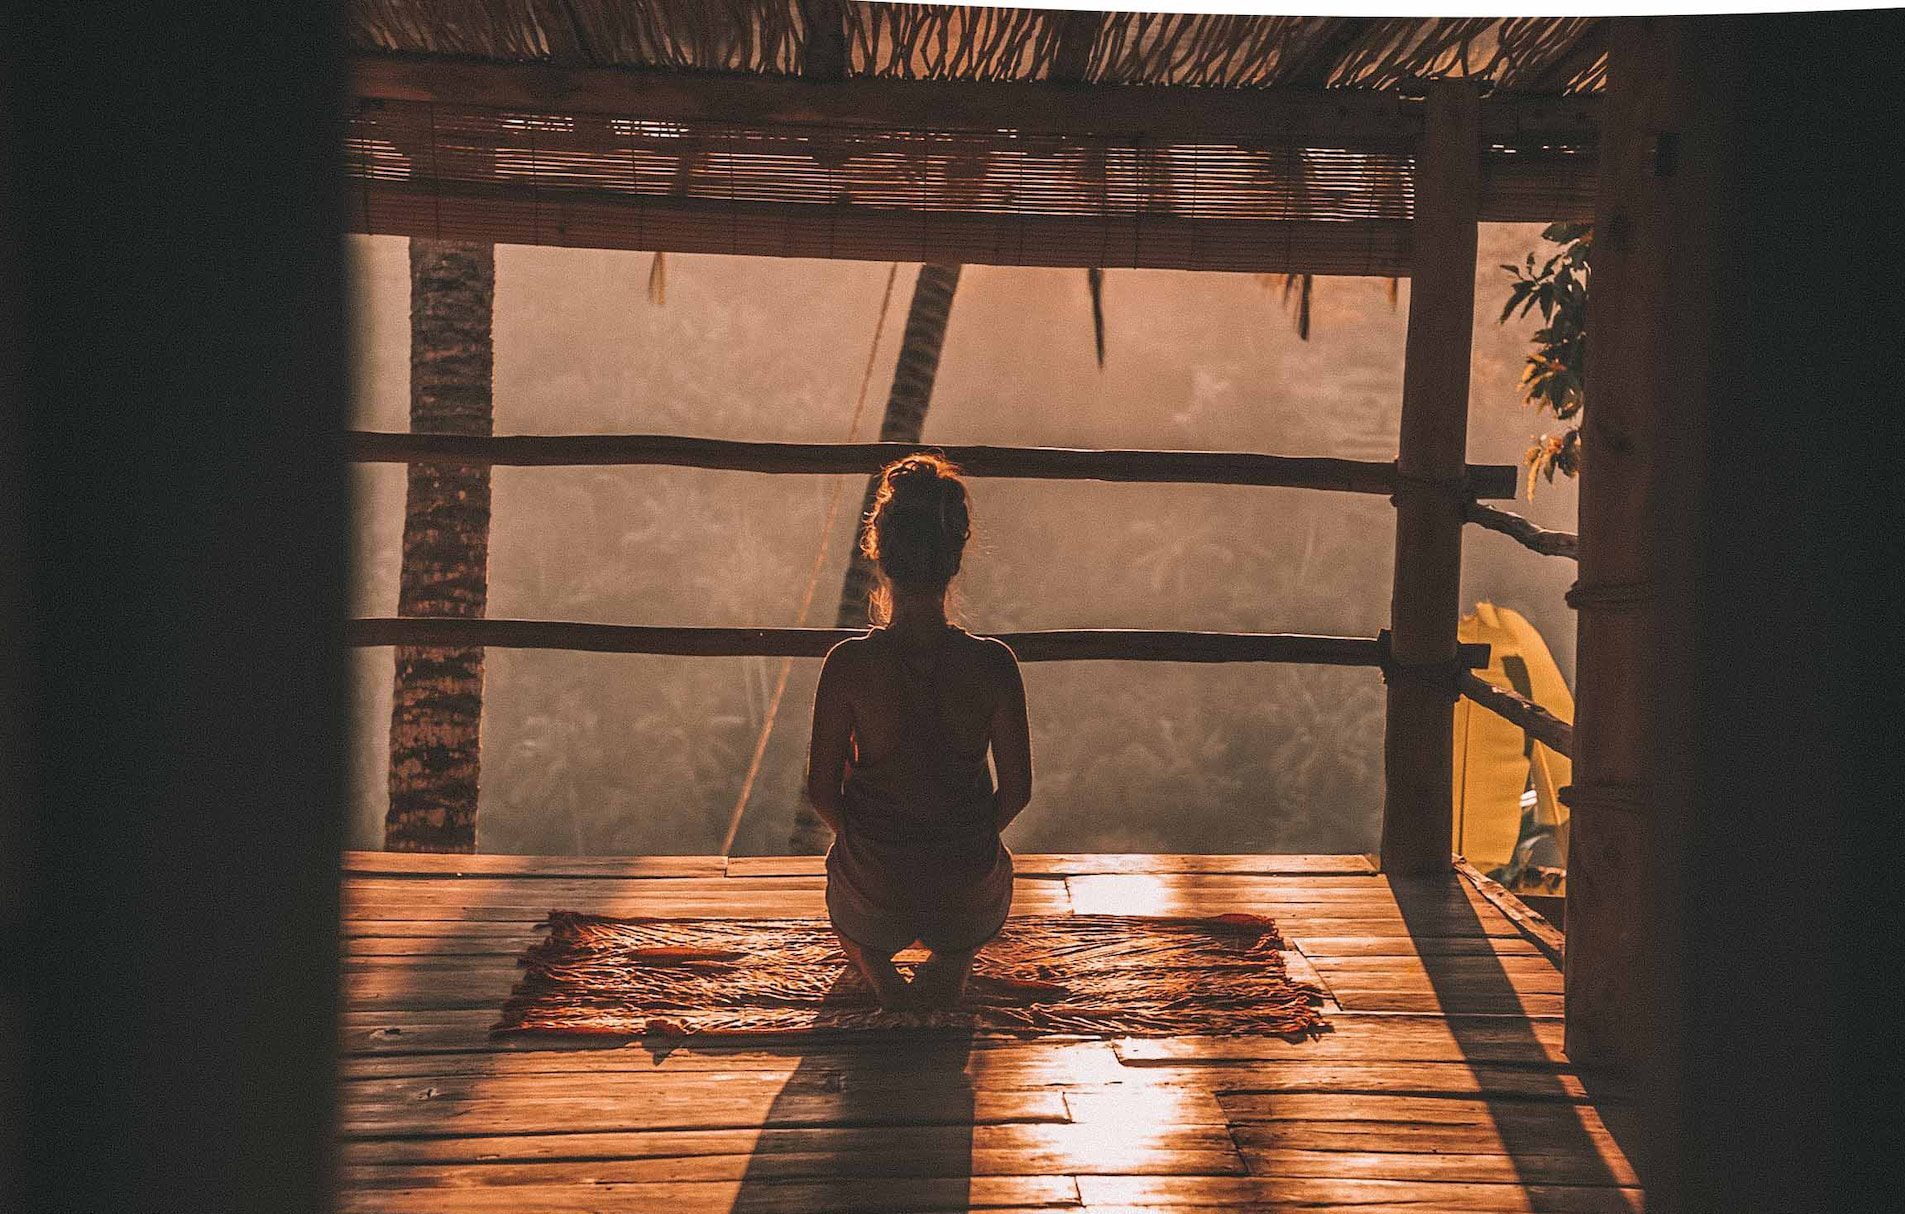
346,224,1578,856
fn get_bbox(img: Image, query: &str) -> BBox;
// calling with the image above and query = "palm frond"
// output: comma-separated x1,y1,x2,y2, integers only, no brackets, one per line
1087,267,1106,368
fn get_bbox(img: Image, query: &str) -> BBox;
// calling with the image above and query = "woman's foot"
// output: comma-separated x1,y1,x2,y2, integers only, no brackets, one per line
836,931,913,1011
911,950,976,1011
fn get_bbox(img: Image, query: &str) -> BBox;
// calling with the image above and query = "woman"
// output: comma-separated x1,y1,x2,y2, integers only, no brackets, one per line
805,454,1032,1011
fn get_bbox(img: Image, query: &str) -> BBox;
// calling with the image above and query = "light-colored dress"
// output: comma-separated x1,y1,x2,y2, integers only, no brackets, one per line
825,627,1014,954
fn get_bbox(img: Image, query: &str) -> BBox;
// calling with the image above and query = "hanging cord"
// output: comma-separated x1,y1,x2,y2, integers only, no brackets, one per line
718,262,900,856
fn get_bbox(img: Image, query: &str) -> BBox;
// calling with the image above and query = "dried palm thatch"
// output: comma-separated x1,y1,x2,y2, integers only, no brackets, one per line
345,7,1603,270
349,4,1606,94
495,910,1330,1038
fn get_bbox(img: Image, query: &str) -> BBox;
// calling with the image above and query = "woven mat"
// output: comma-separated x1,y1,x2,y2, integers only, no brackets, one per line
493,912,1329,1039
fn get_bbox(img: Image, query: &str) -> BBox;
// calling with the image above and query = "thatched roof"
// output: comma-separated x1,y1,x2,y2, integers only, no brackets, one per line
346,5,1603,274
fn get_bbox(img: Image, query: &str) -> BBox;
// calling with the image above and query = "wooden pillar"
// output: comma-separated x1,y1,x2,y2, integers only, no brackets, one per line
1380,80,1481,876
1563,19,1684,1079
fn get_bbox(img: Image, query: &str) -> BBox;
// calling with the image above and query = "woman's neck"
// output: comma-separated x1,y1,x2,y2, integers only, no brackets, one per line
886,591,948,634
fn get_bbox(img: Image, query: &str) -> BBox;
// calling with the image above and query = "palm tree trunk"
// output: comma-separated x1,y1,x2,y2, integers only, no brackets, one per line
787,262,962,852
385,240,494,852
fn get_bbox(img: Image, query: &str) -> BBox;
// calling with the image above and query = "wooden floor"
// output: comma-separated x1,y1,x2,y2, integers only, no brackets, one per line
339,852,1640,1213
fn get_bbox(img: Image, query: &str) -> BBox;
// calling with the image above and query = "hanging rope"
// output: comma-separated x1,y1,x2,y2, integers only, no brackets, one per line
718,262,900,856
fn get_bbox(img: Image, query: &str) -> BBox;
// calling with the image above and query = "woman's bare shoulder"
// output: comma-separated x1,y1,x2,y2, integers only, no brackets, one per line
821,632,879,676
955,631,1022,674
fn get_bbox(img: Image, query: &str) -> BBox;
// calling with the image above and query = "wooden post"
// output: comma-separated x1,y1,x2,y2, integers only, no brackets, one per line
1380,80,1481,876
1563,18,1682,1082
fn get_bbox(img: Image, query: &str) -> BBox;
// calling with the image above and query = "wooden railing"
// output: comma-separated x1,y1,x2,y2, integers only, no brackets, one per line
351,617,1492,669
1465,501,1579,560
349,431,1522,499
1458,670,1573,756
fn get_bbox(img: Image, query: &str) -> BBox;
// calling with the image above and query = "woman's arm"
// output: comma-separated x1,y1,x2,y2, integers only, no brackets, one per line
804,645,855,835
988,648,1032,832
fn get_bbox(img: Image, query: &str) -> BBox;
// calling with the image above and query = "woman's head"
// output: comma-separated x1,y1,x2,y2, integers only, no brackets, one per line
862,453,971,622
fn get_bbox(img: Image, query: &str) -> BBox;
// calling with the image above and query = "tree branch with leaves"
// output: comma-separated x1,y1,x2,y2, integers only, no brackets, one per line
1500,221,1590,497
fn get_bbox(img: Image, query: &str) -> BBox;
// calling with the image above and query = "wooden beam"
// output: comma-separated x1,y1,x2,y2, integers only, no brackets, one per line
1380,80,1483,877
347,619,1498,668
1464,502,1578,560
1458,671,1574,756
347,431,1522,500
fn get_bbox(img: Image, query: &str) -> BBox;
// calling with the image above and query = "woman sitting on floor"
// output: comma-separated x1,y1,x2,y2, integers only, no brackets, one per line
805,454,1033,1012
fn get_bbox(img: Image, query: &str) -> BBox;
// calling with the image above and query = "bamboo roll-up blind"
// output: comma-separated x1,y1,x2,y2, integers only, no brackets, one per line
347,97,1427,273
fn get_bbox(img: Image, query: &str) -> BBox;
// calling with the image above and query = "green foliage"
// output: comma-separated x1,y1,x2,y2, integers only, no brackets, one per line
1500,221,1590,495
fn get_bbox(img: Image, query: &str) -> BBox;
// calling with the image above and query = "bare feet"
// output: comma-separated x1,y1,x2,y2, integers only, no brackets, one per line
911,949,976,1011
835,931,913,1011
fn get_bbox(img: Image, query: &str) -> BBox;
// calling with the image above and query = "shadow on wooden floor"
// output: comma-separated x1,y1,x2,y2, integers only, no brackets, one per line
729,972,977,1214
1394,875,1638,1210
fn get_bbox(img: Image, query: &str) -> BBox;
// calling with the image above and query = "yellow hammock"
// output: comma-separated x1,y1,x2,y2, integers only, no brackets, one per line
1453,602,1573,895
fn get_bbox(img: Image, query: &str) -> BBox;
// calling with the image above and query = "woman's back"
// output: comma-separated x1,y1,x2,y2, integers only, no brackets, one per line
832,624,1010,849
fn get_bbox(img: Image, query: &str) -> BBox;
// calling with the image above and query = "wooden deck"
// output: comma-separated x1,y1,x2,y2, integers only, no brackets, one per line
339,852,1640,1213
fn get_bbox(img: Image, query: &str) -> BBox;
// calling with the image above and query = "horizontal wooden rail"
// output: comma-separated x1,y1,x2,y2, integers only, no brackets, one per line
1465,501,1579,559
351,617,1492,668
348,432,1522,500
1459,670,1574,756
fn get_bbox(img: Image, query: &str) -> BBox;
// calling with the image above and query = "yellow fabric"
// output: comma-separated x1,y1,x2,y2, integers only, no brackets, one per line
1453,603,1575,874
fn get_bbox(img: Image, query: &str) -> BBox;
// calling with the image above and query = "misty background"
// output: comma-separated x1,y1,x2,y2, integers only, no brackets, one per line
346,225,1578,856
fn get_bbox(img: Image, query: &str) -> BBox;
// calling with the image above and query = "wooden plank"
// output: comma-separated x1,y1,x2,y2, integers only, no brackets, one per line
725,853,1380,878
350,432,1525,498
1113,1016,1568,1067
342,1037,1129,1083
1380,78,1484,876
1236,1145,1638,1188
1291,934,1546,957
1455,859,1568,965
341,1119,1243,1174
340,876,1073,921
341,1081,1073,1137
343,851,727,878
1230,1117,1624,1162
335,1174,1079,1213
1079,1174,1640,1212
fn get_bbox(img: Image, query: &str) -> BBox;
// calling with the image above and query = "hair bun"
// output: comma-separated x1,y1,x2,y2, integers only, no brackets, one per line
862,453,972,600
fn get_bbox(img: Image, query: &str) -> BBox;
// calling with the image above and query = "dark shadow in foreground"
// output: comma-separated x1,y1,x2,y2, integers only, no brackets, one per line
730,972,977,1214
